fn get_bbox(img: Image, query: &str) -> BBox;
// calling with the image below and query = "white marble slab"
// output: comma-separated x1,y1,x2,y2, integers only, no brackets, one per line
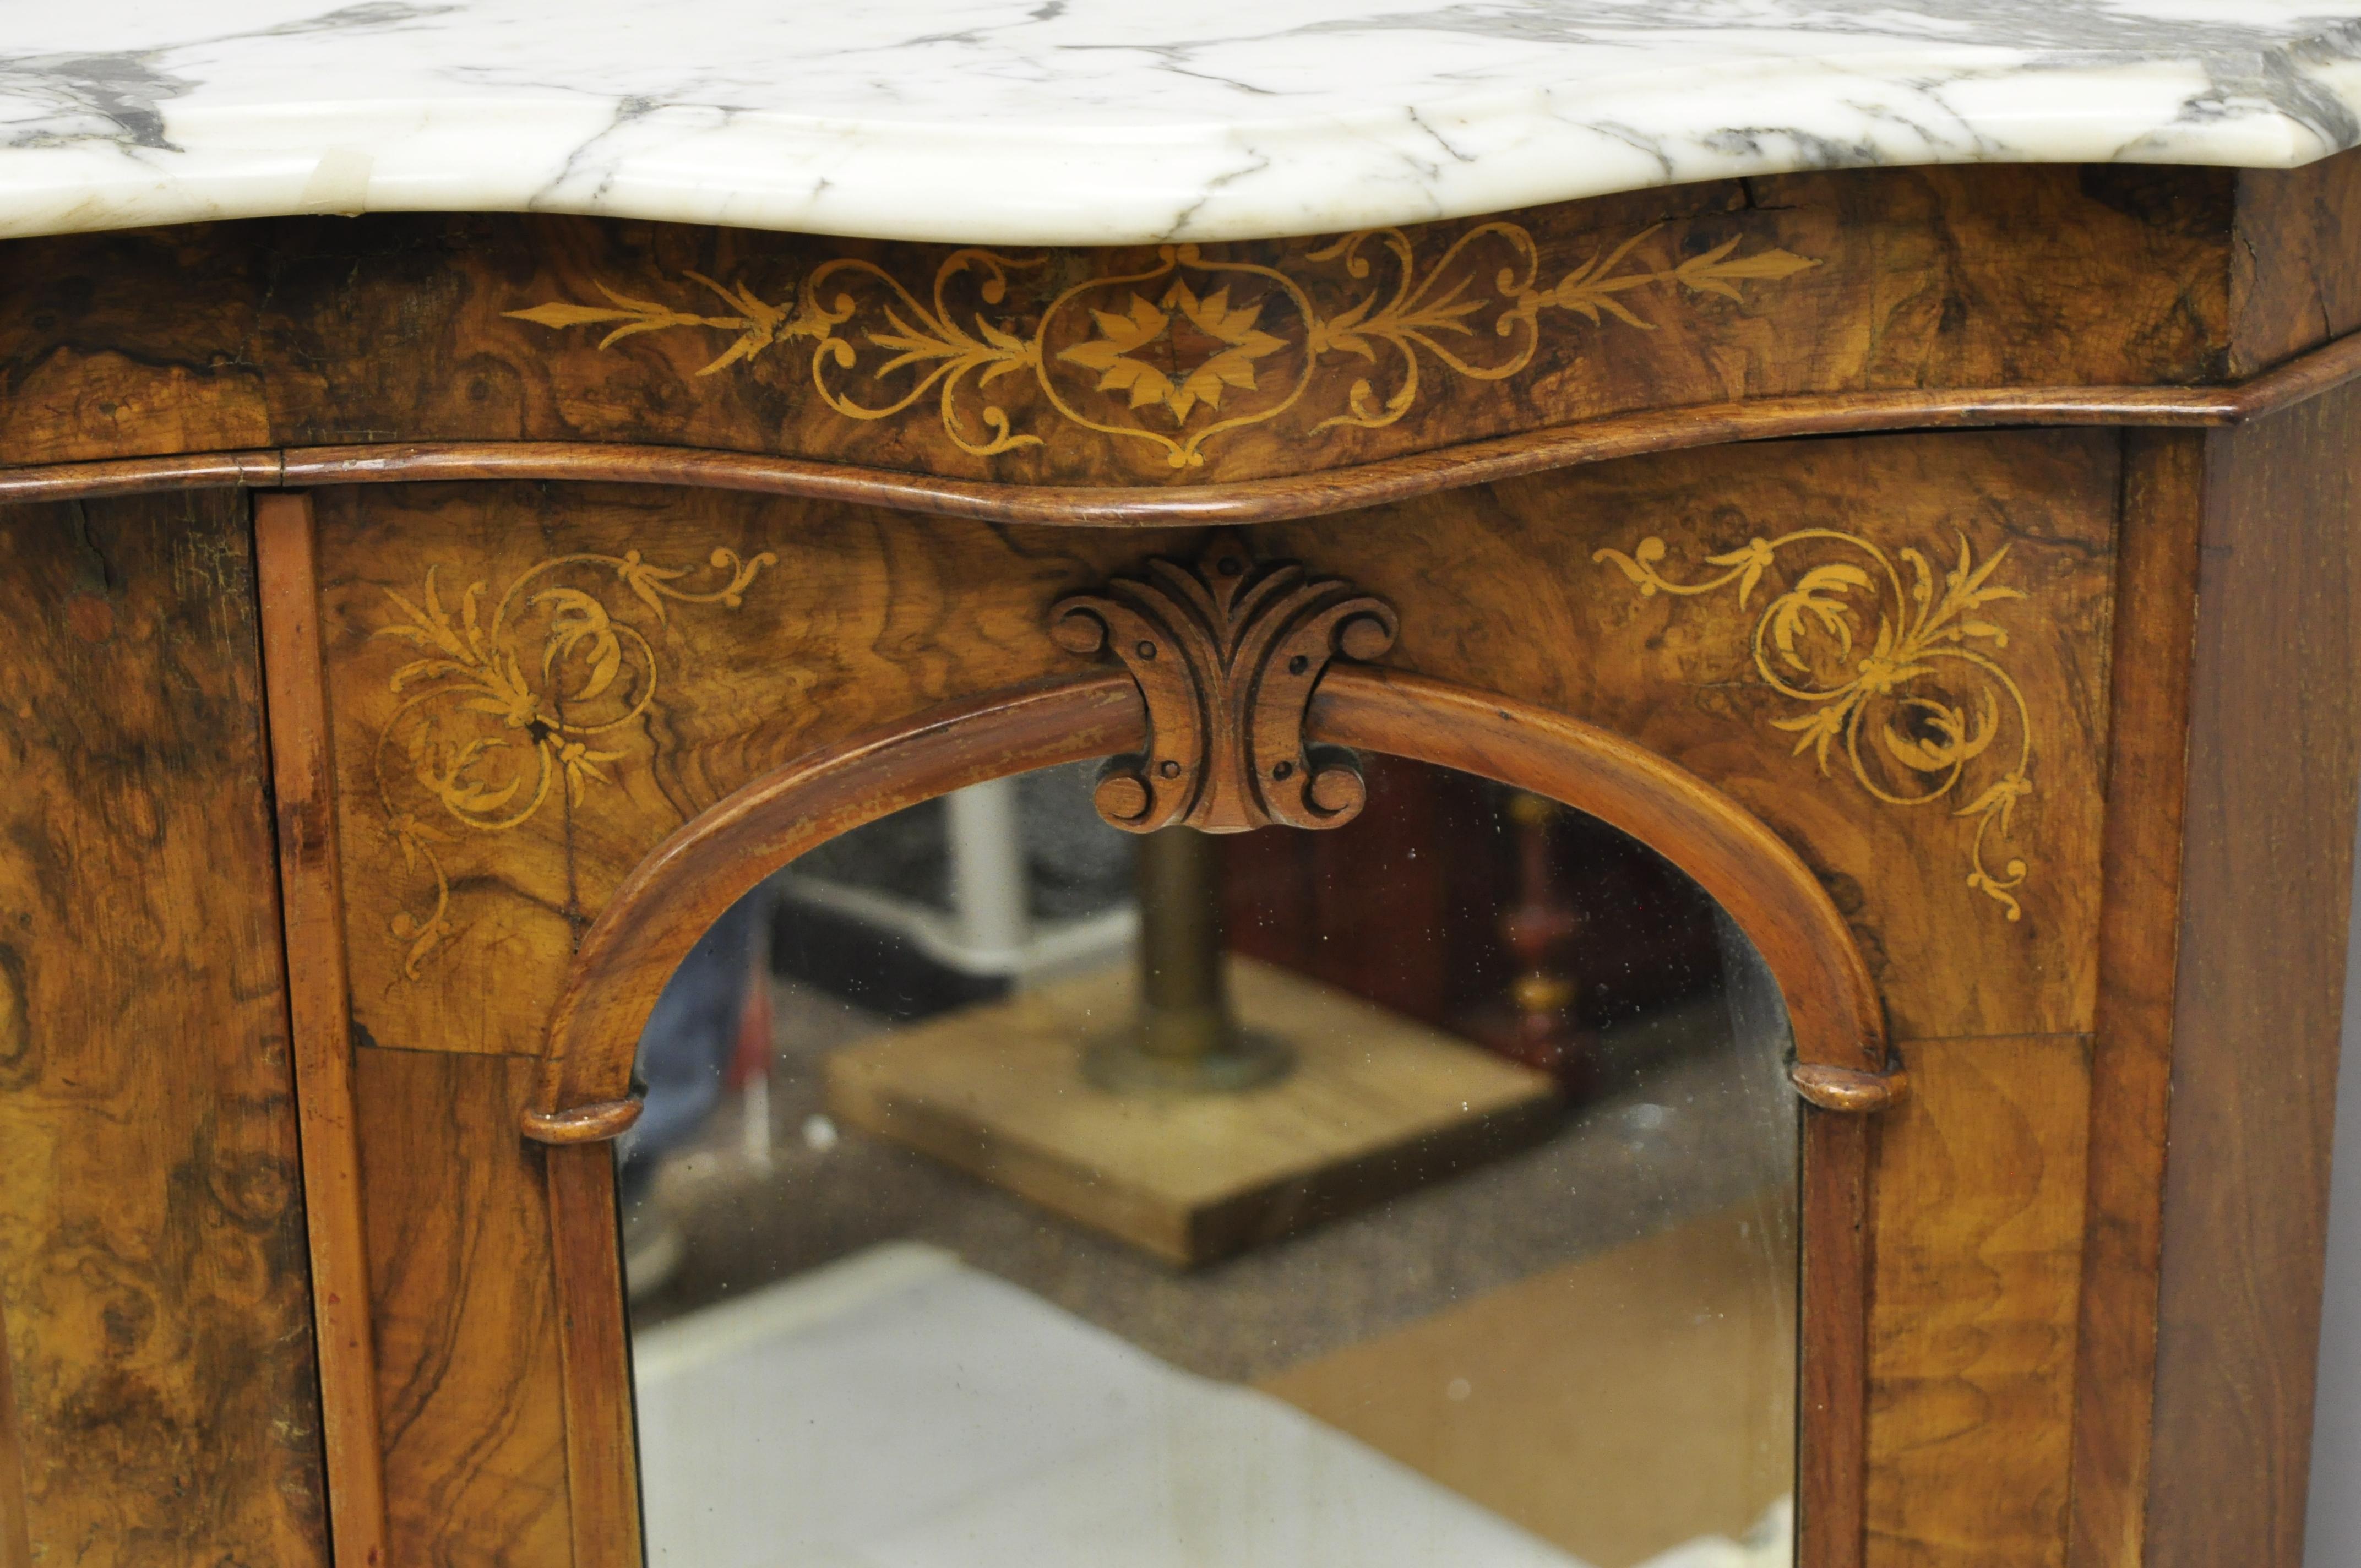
6,2,2361,244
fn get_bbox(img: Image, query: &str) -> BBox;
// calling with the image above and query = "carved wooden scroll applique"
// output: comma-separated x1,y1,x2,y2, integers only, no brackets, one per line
1051,534,1397,833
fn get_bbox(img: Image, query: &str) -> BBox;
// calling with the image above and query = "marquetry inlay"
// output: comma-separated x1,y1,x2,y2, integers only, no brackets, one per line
1596,527,2036,919
505,221,1816,469
372,547,774,974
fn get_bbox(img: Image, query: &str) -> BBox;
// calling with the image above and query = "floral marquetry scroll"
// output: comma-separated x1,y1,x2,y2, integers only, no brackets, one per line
1594,527,2036,919
370,547,774,976
505,221,1816,470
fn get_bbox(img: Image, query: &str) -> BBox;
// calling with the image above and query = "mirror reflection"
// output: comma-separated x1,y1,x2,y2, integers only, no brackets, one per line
620,754,1798,1568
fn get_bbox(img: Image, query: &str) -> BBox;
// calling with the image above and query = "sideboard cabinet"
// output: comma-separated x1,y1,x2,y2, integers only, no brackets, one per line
4,95,2361,1568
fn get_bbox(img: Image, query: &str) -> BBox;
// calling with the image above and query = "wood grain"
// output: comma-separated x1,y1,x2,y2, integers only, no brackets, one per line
0,162,2283,489
256,491,390,1568
353,1046,570,1568
6,320,2361,521
1866,1033,2092,1568
0,489,327,1564
1266,431,2119,1044
2231,148,2361,376
0,1300,26,1568
545,1143,639,1568
316,433,2113,1069
0,378,2289,520
0,224,272,465
0,450,282,504
2065,430,2206,1568
2144,380,2361,1568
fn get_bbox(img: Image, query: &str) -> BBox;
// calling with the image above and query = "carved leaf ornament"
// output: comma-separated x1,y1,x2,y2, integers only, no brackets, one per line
1050,534,1398,834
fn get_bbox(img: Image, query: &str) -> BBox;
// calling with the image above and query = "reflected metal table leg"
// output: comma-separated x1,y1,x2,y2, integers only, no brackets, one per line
1084,827,1292,1094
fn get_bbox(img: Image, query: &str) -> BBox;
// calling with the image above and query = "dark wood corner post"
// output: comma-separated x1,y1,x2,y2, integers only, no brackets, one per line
2131,391,2361,1568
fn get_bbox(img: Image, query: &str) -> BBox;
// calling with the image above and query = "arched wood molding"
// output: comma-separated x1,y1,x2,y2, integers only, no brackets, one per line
1305,664,1888,1076
7,323,2361,516
529,660,1889,1126
529,670,1150,1128
523,660,1895,1568
1298,665,1892,1567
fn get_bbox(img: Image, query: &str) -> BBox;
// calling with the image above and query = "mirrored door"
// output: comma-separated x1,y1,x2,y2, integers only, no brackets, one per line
617,753,1798,1568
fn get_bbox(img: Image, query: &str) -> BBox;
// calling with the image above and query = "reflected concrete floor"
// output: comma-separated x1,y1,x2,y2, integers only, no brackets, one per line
629,979,1794,1386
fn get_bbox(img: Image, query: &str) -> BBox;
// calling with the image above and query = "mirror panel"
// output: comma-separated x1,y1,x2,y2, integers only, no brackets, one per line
619,754,1798,1568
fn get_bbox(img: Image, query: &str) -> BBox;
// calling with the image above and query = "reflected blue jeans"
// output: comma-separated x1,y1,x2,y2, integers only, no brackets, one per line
616,886,766,1205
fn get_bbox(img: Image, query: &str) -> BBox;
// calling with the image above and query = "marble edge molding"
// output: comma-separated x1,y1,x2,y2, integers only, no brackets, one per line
4,3,2361,246
0,86,2349,248
12,325,2361,520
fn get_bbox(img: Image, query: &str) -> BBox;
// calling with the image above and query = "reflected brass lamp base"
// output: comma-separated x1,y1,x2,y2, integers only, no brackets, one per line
1080,1025,1293,1096
823,956,1561,1266
1077,824,1296,1098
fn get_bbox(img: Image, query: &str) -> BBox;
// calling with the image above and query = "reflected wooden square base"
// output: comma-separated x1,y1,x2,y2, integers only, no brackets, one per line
823,956,1562,1266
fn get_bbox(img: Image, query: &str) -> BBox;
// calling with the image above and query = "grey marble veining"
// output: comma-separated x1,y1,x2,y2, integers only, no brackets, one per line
4,1,2360,243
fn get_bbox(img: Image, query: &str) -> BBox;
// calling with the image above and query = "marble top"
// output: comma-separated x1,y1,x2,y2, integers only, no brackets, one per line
7,2,2361,246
